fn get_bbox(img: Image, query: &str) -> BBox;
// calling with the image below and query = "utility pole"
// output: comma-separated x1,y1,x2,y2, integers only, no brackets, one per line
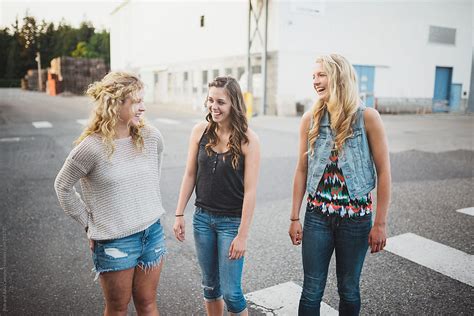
35,52,43,91
247,0,269,115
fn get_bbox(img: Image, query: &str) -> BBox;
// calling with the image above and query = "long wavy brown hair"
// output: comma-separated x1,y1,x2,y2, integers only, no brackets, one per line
308,54,360,155
204,76,249,169
76,71,145,157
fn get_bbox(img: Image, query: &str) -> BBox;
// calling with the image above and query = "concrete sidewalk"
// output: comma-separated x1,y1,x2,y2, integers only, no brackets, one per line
247,113,473,153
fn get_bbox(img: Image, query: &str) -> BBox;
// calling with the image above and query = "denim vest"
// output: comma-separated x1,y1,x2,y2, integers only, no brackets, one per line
306,105,376,200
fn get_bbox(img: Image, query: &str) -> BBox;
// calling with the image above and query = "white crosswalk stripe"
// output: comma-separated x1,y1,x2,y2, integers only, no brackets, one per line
246,281,338,315
456,207,474,216
155,118,180,125
385,233,474,286
76,119,88,126
32,121,52,128
0,137,20,142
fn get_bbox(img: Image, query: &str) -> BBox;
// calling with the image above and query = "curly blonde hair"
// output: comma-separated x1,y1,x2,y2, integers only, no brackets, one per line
308,54,360,155
75,71,145,157
205,76,248,169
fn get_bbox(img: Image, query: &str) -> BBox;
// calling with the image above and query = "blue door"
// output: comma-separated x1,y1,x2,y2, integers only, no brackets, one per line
433,67,452,112
353,65,375,107
449,83,462,112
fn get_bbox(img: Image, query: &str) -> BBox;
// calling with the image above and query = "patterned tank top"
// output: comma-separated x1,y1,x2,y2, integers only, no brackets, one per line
307,148,372,218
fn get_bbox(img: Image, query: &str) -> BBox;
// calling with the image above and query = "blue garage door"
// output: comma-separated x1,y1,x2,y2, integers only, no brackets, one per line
353,65,375,107
449,83,462,112
433,67,452,112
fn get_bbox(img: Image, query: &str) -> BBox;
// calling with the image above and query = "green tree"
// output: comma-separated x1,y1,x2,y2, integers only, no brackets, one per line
71,41,89,58
0,28,12,78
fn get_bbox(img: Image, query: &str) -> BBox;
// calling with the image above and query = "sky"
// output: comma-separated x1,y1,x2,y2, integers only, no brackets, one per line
0,0,122,30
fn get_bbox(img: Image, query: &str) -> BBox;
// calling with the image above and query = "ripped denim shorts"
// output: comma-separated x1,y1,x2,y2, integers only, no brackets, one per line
92,219,166,280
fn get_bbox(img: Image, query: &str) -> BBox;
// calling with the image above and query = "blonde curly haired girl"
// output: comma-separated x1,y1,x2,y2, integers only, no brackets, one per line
55,71,167,315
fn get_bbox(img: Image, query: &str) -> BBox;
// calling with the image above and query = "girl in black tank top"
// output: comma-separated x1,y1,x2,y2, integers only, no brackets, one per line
173,76,261,315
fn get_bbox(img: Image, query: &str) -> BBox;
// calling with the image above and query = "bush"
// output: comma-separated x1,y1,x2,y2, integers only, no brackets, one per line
0,78,21,87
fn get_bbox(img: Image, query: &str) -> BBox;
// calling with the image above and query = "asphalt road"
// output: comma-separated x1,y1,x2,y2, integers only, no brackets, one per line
1,88,473,315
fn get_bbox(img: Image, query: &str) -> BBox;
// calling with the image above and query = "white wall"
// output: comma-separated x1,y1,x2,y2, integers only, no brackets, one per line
276,0,472,109
111,0,279,69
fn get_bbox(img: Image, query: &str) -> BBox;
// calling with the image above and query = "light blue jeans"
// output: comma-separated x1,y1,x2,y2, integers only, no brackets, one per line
193,207,247,314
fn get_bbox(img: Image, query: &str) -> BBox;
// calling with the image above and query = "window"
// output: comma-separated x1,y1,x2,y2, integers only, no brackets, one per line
252,65,262,74
202,70,208,93
212,69,219,79
237,67,245,80
225,68,233,76
167,73,173,95
200,15,205,27
429,25,456,45
183,71,189,94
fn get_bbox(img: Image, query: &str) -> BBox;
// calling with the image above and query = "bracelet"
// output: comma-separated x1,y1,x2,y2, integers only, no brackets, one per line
175,214,184,217
290,218,300,222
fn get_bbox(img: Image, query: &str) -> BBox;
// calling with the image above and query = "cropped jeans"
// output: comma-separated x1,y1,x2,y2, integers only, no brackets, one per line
193,207,247,314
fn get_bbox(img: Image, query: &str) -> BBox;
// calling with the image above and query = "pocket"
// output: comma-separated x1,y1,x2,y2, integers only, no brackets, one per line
194,207,203,215
347,129,362,148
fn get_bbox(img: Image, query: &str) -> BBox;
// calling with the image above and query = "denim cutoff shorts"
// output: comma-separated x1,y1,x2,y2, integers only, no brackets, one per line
92,219,166,280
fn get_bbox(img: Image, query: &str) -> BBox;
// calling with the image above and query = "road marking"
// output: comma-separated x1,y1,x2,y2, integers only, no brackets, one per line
0,137,20,142
155,118,180,125
385,233,474,287
76,119,88,126
245,281,337,315
32,121,52,128
456,207,474,216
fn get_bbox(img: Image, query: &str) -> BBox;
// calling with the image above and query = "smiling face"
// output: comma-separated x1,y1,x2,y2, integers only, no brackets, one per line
313,62,329,102
207,86,232,124
119,89,145,126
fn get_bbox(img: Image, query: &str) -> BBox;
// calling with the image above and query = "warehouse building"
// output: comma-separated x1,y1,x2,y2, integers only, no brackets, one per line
110,0,472,115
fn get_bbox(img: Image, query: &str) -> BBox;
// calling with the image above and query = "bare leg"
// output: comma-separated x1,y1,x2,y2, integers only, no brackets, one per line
205,299,224,316
230,308,248,316
99,268,135,316
132,260,164,316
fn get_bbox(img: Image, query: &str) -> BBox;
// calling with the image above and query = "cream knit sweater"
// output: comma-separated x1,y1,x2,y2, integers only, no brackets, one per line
54,125,165,240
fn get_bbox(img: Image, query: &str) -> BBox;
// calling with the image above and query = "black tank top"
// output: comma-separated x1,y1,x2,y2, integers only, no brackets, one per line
195,131,245,216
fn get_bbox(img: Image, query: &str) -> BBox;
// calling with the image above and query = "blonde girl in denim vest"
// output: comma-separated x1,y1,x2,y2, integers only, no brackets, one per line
289,54,391,316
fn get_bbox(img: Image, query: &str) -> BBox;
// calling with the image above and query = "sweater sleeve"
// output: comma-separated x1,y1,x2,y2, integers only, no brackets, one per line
54,138,97,228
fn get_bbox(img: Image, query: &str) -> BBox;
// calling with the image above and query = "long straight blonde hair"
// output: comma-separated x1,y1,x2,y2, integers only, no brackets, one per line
308,54,360,154
76,71,145,157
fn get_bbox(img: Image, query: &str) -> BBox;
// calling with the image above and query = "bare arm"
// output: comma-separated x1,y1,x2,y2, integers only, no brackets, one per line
173,122,207,241
289,111,311,245
228,129,261,259
364,108,391,253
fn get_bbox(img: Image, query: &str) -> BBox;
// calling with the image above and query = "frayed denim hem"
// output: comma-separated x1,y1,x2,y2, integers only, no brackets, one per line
137,250,167,274
203,295,223,302
91,250,166,281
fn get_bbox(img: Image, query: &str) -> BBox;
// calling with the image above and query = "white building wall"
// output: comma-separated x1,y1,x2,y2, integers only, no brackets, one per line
110,0,472,114
276,0,472,113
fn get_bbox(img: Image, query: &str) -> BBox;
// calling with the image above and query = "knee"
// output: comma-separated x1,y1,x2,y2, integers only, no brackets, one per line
301,275,326,303
133,295,157,313
337,285,360,303
222,290,246,314
337,278,360,302
105,295,130,313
